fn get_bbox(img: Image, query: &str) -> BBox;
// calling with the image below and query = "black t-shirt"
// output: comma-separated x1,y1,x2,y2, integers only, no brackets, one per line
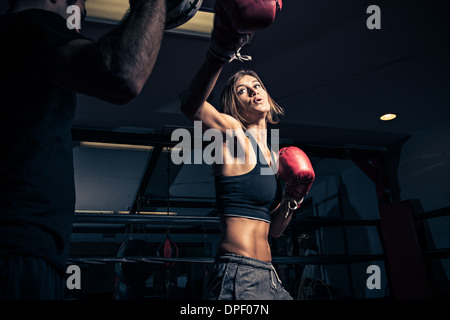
0,9,88,275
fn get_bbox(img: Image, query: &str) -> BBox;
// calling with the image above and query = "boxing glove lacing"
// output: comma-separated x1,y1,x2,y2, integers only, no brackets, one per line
233,48,252,62
284,197,303,218
208,41,252,63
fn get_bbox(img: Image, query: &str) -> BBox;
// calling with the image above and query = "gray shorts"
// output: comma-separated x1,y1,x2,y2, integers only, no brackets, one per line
203,253,293,300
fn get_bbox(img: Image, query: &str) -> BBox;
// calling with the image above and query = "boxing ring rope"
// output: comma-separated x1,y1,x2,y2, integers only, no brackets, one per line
70,212,386,266
68,207,450,299
73,211,381,228
67,254,386,266
74,212,221,227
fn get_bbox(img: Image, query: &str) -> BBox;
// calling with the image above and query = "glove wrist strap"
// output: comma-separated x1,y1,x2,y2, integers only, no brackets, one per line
284,197,304,218
207,41,252,64
288,197,303,211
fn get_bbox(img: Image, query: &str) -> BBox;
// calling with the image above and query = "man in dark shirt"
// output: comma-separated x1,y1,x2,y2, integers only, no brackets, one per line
0,0,166,299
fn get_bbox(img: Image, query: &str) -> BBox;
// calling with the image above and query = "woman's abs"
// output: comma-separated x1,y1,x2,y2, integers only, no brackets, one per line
218,216,272,262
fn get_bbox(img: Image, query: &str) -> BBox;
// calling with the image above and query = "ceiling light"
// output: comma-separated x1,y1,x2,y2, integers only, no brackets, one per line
136,211,177,215
75,210,115,214
75,210,177,215
168,11,213,37
380,113,397,121
80,141,154,151
85,0,213,37
79,141,182,153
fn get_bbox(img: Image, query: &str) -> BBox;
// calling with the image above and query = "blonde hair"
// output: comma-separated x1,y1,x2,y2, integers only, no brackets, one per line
220,69,284,129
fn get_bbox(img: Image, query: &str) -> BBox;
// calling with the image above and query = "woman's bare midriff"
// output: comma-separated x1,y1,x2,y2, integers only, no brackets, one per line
218,215,272,262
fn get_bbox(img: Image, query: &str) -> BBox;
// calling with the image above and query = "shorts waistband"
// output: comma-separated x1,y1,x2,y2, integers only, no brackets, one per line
215,253,273,270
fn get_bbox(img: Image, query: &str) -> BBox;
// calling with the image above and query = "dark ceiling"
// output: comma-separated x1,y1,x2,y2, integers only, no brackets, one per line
71,0,450,149
2,0,449,148
2,0,449,214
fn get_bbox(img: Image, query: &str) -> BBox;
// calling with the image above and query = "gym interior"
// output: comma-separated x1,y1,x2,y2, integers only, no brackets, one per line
2,0,449,300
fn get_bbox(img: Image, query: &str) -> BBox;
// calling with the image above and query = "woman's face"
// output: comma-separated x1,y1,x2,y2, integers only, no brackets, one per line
235,75,270,117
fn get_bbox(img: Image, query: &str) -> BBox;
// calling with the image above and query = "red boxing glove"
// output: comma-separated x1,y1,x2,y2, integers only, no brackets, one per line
207,0,282,64
278,146,315,213
232,0,282,33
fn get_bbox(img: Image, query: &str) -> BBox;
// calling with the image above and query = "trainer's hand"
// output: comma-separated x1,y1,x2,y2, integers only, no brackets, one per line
278,146,315,215
207,0,282,64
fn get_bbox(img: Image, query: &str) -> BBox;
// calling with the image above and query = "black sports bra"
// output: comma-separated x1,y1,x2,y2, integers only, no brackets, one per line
214,132,281,223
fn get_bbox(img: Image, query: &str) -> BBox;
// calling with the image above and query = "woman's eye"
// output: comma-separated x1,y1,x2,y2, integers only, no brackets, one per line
237,88,247,95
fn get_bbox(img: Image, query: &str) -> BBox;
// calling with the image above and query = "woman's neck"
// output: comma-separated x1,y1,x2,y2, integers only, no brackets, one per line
246,123,268,145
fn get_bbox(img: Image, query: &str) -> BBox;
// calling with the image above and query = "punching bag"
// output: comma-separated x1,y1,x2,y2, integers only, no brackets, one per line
114,237,154,299
157,233,179,268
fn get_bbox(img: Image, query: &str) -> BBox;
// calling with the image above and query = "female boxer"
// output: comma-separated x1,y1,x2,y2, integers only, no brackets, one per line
180,0,313,300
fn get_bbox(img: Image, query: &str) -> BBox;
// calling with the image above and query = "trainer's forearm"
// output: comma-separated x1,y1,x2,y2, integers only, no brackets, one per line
180,58,223,117
95,0,166,94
